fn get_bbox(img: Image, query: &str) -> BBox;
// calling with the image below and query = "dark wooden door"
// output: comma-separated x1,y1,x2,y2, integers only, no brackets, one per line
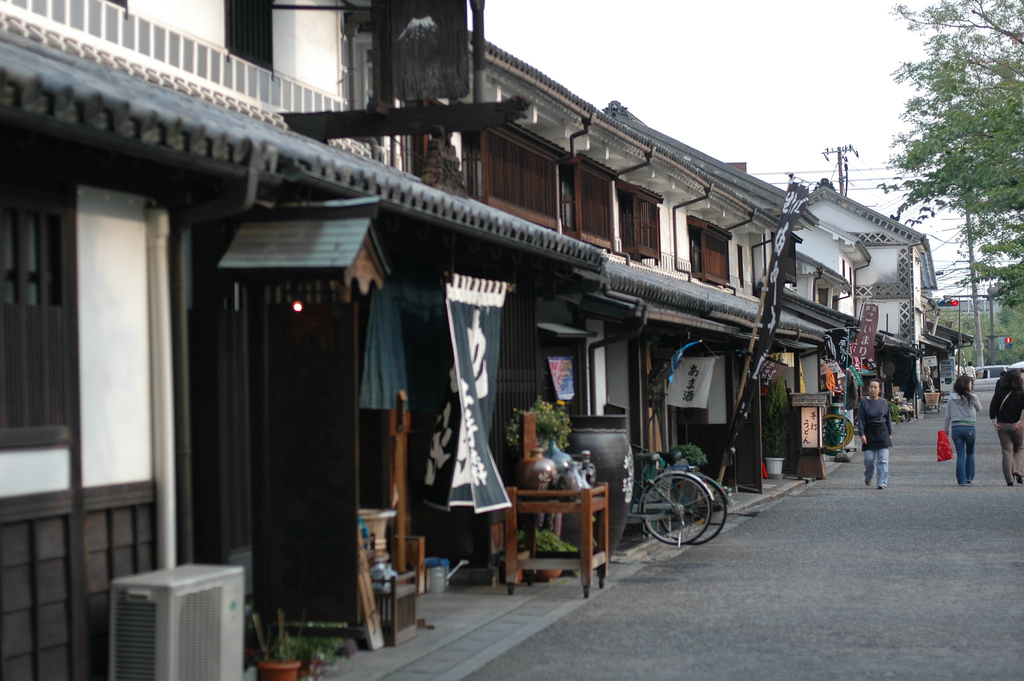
253,300,360,623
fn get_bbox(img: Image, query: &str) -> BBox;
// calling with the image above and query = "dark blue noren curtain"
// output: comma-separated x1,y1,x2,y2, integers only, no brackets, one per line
360,269,448,412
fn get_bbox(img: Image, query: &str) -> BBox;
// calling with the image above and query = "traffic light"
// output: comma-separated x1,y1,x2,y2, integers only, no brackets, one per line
938,295,959,307
1007,337,1013,349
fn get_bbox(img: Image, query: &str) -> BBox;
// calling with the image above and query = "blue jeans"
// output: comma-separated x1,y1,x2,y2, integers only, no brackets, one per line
864,448,890,487
951,424,976,485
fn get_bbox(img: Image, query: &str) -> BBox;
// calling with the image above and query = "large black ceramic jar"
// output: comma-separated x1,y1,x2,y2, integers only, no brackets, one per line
565,415,633,552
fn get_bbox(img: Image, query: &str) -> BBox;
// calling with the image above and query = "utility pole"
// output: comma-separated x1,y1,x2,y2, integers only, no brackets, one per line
966,213,986,367
822,145,859,196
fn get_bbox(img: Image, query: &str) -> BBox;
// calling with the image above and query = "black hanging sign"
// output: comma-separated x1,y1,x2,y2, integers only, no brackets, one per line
424,275,511,513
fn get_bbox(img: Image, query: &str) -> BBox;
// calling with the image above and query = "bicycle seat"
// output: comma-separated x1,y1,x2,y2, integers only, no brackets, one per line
633,451,662,466
659,450,686,466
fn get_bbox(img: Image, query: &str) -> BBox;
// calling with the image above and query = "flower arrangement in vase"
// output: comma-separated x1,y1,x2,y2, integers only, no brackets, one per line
506,397,572,451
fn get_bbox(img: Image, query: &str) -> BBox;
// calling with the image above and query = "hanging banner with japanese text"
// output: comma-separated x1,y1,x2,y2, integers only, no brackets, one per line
850,302,879,368
823,329,850,369
749,183,810,382
721,181,809,479
757,358,789,389
667,357,716,409
424,274,510,513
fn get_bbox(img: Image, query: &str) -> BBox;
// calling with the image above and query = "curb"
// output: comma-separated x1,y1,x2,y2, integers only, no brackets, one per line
613,462,844,563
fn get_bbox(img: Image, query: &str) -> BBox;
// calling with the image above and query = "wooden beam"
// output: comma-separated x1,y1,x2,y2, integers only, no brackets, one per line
282,97,531,142
389,390,410,574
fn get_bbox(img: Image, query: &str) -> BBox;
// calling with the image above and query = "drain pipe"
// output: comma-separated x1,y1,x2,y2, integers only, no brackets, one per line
587,291,648,414
556,114,593,163
169,166,263,564
471,0,486,103
147,208,176,570
671,188,712,275
616,148,654,178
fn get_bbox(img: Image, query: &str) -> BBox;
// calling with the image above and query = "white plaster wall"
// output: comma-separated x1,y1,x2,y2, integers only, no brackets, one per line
586,318,606,414
0,448,70,497
273,0,342,94
801,353,819,393
77,187,153,488
606,341,630,413
798,227,847,274
858,248,900,286
706,357,727,425
867,300,904,337
130,0,225,47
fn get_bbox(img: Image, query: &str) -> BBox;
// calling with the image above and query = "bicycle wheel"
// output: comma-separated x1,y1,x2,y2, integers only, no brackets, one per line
688,474,728,545
639,471,712,546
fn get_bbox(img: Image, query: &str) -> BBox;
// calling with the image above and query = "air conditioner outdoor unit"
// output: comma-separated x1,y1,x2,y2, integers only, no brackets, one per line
109,564,245,681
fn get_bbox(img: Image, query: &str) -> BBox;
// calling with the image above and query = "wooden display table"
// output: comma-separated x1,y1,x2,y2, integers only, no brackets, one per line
504,484,609,598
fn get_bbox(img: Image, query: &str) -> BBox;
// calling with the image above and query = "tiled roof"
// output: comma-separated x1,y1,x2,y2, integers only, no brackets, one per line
604,261,828,338
0,22,606,271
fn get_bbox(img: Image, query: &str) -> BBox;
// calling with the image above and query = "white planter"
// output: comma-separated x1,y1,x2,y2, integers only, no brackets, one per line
764,457,785,480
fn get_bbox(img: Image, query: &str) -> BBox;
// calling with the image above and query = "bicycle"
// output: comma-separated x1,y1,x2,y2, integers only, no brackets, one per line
627,450,715,546
657,449,730,545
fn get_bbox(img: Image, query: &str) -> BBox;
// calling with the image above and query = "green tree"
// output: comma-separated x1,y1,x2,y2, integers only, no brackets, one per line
891,1,1024,304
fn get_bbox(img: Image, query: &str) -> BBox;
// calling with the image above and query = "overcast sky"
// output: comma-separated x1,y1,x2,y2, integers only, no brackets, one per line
482,0,964,289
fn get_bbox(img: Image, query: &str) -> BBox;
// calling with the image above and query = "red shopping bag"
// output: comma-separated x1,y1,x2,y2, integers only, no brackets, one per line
937,430,953,462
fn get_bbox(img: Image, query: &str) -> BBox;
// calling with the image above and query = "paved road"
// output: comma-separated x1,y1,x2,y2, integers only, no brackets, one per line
469,392,1024,681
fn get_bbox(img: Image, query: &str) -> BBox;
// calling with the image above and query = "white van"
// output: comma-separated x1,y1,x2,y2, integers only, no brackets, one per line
976,364,1009,389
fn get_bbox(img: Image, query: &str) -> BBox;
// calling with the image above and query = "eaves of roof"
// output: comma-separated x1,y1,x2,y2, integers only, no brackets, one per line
602,261,827,338
794,254,853,294
0,24,606,272
781,288,857,328
934,323,974,345
482,42,778,228
809,187,929,245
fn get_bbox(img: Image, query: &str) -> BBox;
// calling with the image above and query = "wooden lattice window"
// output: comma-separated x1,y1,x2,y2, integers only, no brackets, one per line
1,194,68,437
559,157,612,248
688,216,731,286
226,0,273,68
474,128,559,229
617,182,661,261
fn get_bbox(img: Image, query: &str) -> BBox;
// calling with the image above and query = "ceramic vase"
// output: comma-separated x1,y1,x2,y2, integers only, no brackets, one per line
565,415,633,552
515,447,557,490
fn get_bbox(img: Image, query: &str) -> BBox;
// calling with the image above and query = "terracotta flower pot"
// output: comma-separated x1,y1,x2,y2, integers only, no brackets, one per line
532,569,563,582
258,660,301,681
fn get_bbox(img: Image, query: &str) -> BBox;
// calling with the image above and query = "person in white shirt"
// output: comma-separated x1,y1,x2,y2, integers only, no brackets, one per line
964,362,977,378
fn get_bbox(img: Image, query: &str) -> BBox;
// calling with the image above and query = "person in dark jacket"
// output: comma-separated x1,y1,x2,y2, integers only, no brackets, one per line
858,378,892,489
989,368,1024,486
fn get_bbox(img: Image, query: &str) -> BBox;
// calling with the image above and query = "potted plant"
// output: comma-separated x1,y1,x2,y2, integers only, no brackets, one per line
518,528,577,581
506,397,572,451
295,635,359,681
253,610,303,681
670,442,707,469
762,378,789,479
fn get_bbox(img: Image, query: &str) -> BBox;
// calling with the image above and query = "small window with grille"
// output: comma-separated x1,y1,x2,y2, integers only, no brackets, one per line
617,181,661,262
1,194,68,436
687,216,731,285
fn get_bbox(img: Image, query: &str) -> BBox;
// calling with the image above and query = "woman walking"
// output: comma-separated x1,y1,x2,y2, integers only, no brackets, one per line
944,374,982,486
989,368,1024,486
858,379,892,489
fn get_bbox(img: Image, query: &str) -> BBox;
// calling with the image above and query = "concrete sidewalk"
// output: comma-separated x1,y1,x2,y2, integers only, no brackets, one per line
326,462,842,681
